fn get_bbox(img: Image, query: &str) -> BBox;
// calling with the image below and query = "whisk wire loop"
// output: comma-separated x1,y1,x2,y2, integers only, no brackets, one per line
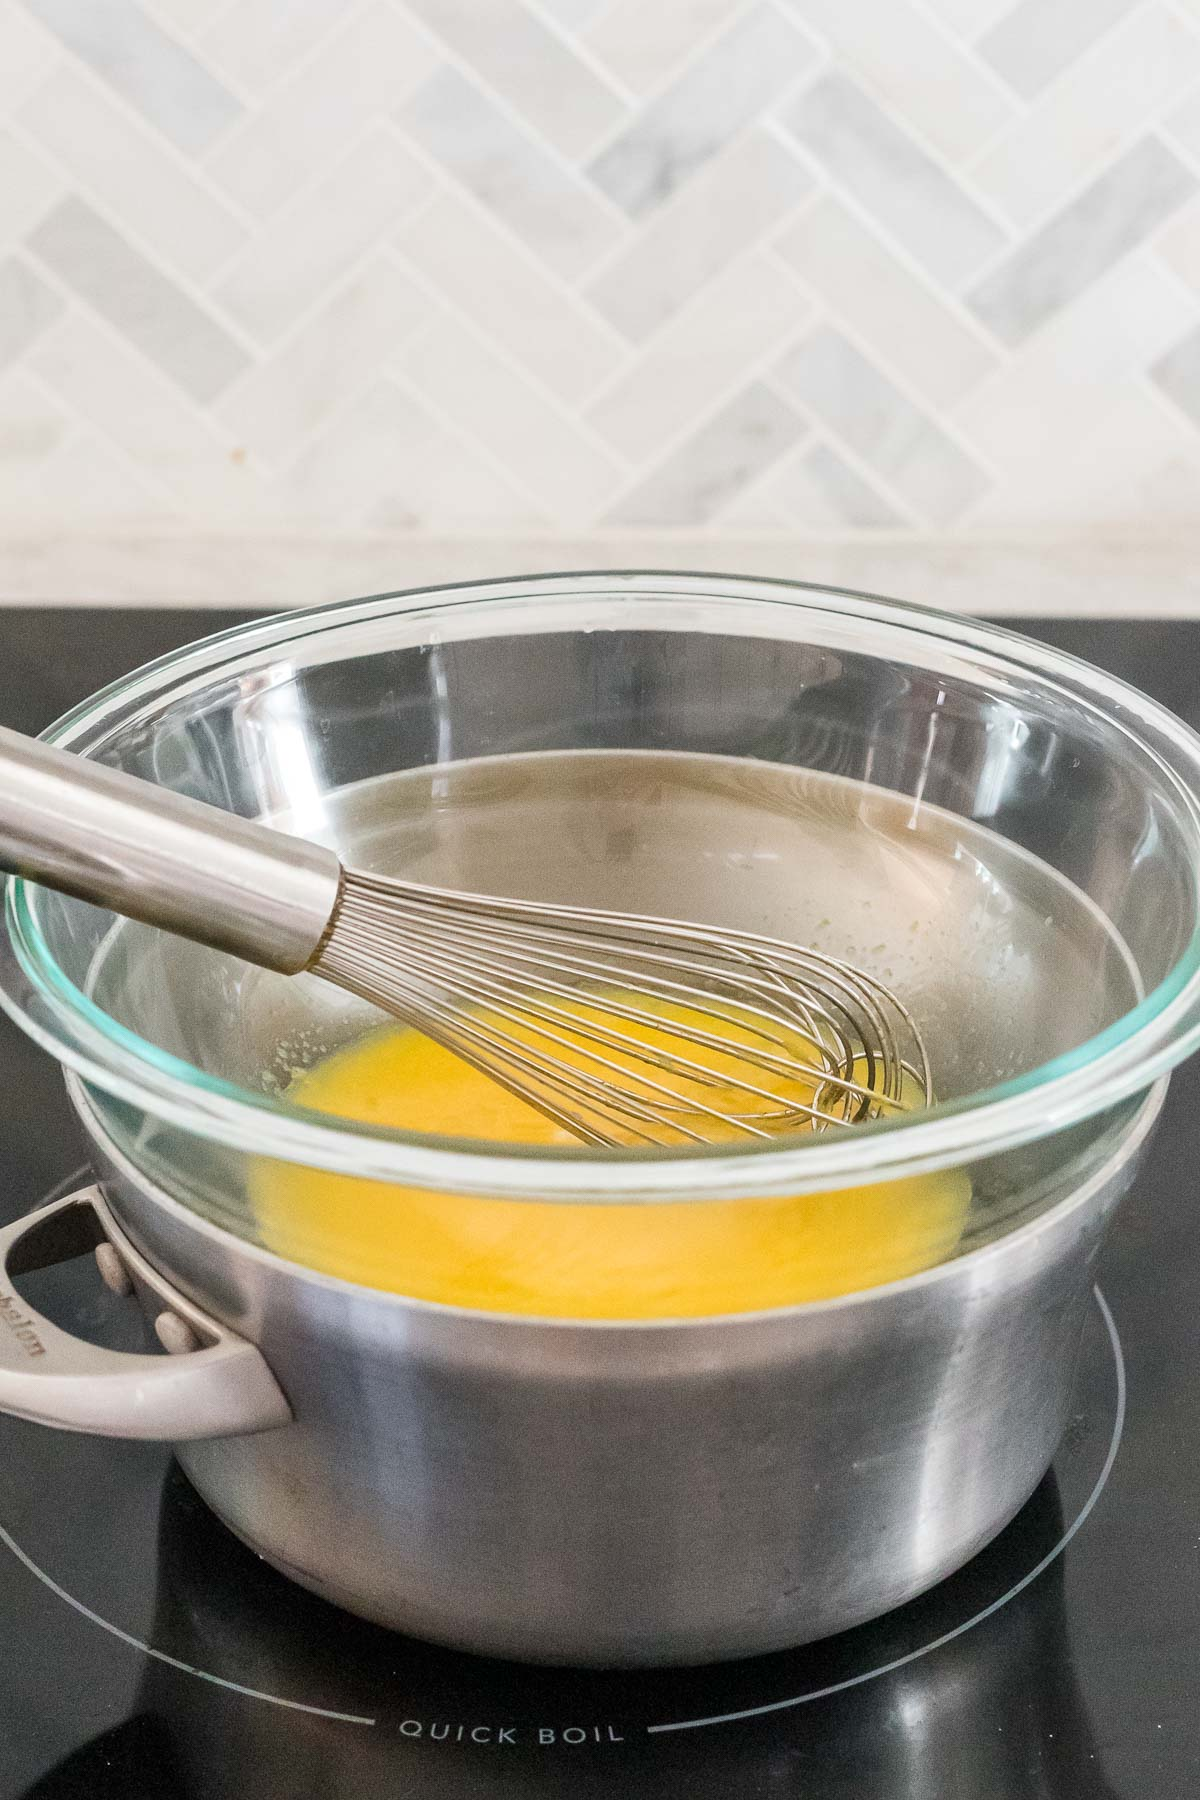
314,872,931,1150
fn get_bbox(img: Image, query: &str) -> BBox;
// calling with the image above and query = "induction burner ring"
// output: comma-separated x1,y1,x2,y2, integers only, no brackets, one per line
0,1168,1126,1738
649,1285,1124,1733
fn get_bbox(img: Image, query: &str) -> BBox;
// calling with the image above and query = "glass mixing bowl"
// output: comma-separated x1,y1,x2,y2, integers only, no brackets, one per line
2,572,1200,1312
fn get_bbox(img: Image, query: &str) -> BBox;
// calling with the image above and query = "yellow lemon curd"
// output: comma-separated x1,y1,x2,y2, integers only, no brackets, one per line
253,1004,970,1320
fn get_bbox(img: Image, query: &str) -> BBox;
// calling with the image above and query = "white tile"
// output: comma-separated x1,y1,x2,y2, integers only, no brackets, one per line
920,0,1018,40
368,422,550,530
1154,194,1200,294
775,196,995,408
23,0,241,154
969,382,1199,524
218,256,425,463
397,188,624,404
398,317,621,518
0,371,69,486
142,0,230,40
605,382,804,524
712,461,792,528
8,0,1200,550
206,4,436,219
587,252,806,457
957,256,1198,472
588,4,816,217
582,0,745,96
770,440,907,529
288,380,549,527
199,0,355,94
979,0,1137,98
588,130,810,340
215,130,432,344
402,67,624,279
30,312,287,521
25,428,169,519
781,72,1005,288
775,325,989,523
20,66,246,282
0,255,61,365
29,197,247,400
1125,450,1200,524
0,0,57,111
969,138,1196,344
973,7,1200,229
1165,86,1200,166
0,129,61,245
775,0,1013,163
530,0,608,31
1150,320,1200,423
32,314,197,461
725,438,909,528
404,0,626,160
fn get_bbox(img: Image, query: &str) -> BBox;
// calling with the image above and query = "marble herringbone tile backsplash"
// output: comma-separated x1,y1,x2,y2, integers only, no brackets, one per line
5,0,1200,587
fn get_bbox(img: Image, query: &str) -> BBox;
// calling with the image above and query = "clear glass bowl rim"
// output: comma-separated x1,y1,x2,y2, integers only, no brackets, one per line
4,569,1200,1205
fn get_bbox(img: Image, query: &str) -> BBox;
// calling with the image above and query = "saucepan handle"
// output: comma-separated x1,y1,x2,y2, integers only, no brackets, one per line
0,1186,291,1440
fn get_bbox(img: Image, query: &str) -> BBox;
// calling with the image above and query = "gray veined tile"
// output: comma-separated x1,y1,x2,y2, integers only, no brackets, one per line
773,0,1013,164
401,67,622,280
775,197,996,410
605,382,804,526
972,7,1200,229
979,0,1137,100
587,130,810,341
20,66,246,285
587,3,816,218
0,257,62,368
21,0,241,154
969,138,1196,346
774,327,988,524
402,0,625,161
790,442,905,529
27,199,248,403
1151,325,1200,429
780,73,1005,289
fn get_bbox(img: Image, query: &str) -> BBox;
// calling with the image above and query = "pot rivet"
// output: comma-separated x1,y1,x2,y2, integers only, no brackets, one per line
155,1311,200,1356
94,1242,133,1298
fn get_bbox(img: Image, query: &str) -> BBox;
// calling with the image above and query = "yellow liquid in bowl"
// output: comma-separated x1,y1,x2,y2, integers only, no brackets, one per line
252,1017,970,1320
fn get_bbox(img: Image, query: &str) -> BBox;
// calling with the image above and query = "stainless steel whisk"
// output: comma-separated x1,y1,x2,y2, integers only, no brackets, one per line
0,725,930,1148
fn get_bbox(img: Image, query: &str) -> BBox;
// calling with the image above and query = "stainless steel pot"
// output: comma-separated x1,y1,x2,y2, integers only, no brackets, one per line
0,1077,1160,1667
21,1389,1115,1799
3,574,1200,1666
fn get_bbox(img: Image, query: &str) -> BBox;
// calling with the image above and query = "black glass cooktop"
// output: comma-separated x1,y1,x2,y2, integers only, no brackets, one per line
0,607,1198,1800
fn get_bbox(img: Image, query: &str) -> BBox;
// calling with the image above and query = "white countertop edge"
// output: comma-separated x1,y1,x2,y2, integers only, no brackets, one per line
0,533,1197,616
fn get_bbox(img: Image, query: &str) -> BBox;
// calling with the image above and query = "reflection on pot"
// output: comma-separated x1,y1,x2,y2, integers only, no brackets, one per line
23,1465,1118,1800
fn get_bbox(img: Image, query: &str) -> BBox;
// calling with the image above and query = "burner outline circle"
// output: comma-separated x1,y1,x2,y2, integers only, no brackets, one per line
648,1285,1125,1734
0,1180,1124,1741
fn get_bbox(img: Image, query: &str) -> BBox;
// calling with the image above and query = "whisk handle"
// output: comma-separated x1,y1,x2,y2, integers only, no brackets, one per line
0,724,342,973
